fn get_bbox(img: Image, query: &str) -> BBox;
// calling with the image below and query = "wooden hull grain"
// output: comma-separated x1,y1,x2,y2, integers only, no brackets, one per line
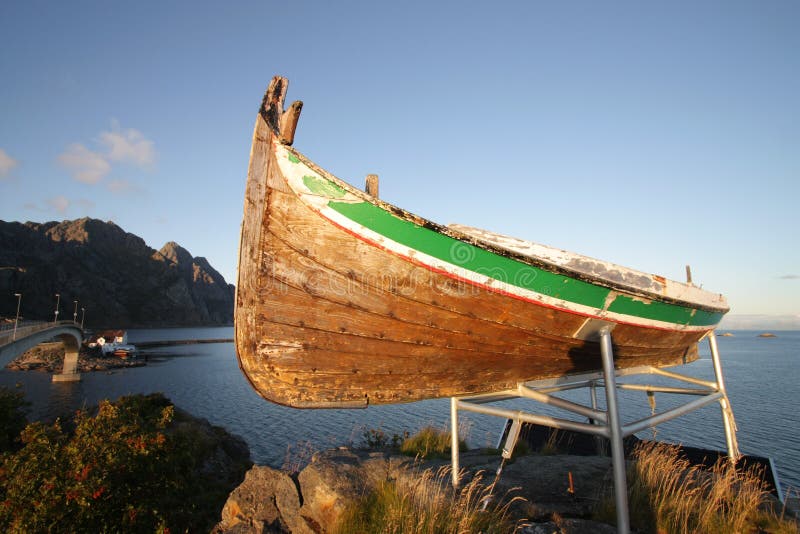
235,77,728,408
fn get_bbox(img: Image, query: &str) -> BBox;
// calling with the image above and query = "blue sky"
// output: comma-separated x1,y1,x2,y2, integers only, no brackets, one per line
1,1,797,327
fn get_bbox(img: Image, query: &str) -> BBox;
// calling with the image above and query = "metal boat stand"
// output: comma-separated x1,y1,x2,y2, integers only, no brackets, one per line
449,329,739,534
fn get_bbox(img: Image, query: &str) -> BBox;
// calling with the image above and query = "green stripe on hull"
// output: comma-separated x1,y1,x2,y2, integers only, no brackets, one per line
287,154,722,328
608,296,723,326
327,201,722,327
330,201,609,308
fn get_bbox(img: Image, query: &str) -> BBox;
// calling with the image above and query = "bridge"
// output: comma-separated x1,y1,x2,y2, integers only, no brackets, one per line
0,321,84,382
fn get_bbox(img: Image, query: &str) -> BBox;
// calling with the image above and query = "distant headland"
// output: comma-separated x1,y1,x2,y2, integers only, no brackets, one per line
0,218,234,328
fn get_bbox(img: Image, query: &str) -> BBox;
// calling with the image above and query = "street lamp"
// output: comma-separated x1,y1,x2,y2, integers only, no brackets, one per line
13,293,21,341
53,293,60,324
80,307,86,330
73,300,78,324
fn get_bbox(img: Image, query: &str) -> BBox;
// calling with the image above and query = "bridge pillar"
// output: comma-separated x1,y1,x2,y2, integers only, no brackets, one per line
52,337,81,383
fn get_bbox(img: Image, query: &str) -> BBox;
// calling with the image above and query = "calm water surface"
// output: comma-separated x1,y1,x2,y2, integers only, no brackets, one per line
1,328,797,491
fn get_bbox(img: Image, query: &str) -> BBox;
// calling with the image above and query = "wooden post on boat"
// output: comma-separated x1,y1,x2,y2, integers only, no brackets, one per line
365,174,379,198
260,76,303,146
686,265,693,285
279,101,303,145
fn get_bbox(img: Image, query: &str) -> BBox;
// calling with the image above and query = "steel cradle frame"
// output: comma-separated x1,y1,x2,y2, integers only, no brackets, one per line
449,329,739,534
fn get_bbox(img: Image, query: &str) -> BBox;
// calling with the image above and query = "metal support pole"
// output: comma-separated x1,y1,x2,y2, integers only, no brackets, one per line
589,380,598,423
707,332,740,462
518,383,607,423
622,392,724,437
13,293,21,341
589,380,606,455
451,397,460,488
600,328,630,534
455,399,608,436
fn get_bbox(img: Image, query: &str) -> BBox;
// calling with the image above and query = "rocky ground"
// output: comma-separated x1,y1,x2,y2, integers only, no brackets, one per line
5,341,146,373
213,447,620,534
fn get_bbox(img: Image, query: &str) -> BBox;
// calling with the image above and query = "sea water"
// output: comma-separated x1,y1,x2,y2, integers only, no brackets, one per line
1,328,797,491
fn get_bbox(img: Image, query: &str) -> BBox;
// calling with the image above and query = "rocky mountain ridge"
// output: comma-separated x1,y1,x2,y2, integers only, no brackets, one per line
0,217,234,328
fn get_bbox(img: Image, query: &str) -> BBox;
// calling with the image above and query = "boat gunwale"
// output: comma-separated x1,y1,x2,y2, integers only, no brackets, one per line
280,142,728,316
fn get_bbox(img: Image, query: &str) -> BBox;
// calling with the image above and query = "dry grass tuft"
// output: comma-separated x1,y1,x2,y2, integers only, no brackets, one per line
333,465,527,534
399,425,464,459
594,441,799,534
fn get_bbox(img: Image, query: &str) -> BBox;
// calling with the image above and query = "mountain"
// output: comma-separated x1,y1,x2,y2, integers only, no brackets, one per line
0,218,234,328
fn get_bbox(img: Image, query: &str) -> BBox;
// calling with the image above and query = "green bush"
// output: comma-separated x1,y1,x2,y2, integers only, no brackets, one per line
0,387,29,453
0,393,248,533
361,427,409,450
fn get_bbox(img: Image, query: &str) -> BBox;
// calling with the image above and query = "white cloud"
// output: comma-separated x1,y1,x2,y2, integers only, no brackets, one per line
99,120,156,167
106,178,139,194
58,143,111,184
58,121,155,185
0,148,18,178
24,196,95,216
48,195,71,214
74,198,96,211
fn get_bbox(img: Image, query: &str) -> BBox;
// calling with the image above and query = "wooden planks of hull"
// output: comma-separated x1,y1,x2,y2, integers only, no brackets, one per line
263,176,703,354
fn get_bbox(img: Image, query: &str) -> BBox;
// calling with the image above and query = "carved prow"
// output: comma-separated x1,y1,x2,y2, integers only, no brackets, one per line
260,75,303,145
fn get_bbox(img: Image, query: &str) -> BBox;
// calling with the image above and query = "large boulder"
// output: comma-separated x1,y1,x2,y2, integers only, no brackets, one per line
215,465,310,534
297,448,416,530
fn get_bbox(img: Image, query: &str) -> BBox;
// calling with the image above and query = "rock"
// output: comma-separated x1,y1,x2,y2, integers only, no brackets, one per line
493,454,613,520
415,450,613,520
215,447,619,534
296,448,413,530
520,518,618,533
758,332,777,338
165,407,252,489
215,465,309,534
523,522,560,534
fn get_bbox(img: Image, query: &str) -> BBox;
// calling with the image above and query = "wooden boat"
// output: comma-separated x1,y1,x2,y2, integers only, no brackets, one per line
235,76,729,408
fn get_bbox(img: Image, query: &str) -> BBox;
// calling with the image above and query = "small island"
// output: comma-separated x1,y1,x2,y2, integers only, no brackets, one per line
6,340,145,373
758,332,777,338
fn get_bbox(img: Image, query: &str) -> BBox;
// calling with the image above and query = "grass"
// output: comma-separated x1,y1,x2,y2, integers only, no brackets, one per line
334,426,524,532
333,466,525,534
399,426,465,459
594,441,799,534
537,428,563,456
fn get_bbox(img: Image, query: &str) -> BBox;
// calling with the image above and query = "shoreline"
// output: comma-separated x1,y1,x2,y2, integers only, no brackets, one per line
5,342,145,373
4,338,232,374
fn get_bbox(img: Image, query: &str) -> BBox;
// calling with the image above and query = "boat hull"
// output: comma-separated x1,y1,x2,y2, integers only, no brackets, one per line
235,78,727,408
